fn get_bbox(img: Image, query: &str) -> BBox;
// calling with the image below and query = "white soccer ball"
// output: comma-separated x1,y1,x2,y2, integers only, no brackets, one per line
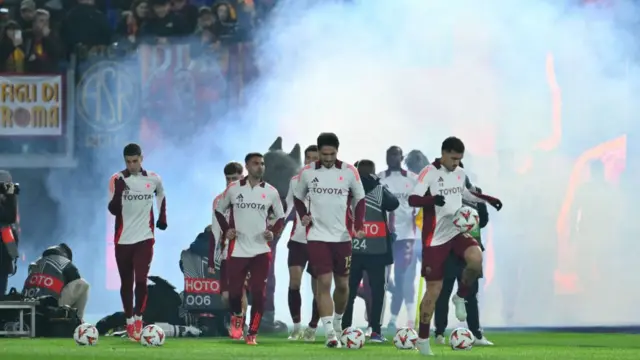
340,327,365,349
73,323,99,346
449,327,475,350
393,327,419,349
452,206,479,233
140,324,165,347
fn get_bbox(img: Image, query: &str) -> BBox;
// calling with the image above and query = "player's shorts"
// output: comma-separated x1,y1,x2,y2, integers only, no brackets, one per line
421,233,478,281
287,241,308,267
287,241,315,277
220,260,228,293
115,238,154,282
227,253,271,295
307,240,352,277
392,238,416,268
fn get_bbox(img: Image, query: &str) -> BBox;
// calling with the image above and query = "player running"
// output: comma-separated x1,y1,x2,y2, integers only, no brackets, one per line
108,143,167,341
377,146,419,331
408,137,502,356
209,162,248,331
214,152,285,345
293,132,366,348
285,145,321,341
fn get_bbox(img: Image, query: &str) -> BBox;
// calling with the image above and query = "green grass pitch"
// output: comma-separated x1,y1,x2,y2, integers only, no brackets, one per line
2,332,639,359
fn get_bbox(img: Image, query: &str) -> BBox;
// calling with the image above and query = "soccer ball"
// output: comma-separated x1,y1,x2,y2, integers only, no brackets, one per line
73,323,99,346
393,327,419,349
449,327,475,350
140,324,165,347
452,206,479,233
340,327,365,349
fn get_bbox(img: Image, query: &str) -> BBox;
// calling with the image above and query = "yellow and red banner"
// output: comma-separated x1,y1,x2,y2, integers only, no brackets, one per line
0,75,63,136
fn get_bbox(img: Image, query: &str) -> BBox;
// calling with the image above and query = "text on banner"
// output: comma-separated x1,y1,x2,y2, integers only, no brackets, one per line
0,75,63,136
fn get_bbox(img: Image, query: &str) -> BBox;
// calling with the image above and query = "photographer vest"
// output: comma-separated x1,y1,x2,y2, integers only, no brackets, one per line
352,186,388,255
21,255,68,299
180,250,225,311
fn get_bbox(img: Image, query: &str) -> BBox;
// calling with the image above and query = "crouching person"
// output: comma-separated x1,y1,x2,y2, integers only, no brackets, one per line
22,243,89,320
180,226,229,336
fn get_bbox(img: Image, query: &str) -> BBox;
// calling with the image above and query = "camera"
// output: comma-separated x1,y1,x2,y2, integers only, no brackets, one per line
0,182,20,195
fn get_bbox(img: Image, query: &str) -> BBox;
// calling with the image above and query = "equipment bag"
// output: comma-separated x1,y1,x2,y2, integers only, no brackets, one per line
37,304,82,337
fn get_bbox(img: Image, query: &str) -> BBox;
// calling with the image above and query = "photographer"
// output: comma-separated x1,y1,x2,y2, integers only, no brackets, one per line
22,243,90,320
0,170,19,296
342,160,399,342
179,225,229,337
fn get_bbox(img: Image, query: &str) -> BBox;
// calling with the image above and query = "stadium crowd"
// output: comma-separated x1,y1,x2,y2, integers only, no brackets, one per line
0,0,272,73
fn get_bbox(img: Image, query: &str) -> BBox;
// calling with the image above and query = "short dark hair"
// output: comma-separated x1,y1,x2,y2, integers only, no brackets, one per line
317,132,339,150
357,159,375,175
244,152,263,163
123,143,142,157
304,145,318,156
387,146,402,154
441,136,465,154
223,162,243,175
150,0,169,6
357,159,375,168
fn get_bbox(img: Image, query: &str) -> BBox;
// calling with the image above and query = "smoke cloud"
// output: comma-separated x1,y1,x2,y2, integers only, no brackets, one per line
240,0,639,327
29,0,640,327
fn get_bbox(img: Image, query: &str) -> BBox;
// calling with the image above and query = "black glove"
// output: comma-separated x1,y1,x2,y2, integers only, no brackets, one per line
156,220,167,230
488,198,503,211
433,195,445,206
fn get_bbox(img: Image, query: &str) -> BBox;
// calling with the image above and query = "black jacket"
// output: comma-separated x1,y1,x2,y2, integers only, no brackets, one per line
179,226,211,273
139,13,191,41
38,245,81,285
0,194,18,274
357,174,400,266
61,4,112,51
0,194,17,225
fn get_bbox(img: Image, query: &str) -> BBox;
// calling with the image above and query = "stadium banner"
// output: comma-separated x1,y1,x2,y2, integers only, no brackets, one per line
0,74,63,136
75,46,141,150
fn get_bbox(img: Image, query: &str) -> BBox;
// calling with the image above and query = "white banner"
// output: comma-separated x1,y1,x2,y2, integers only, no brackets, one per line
0,75,63,136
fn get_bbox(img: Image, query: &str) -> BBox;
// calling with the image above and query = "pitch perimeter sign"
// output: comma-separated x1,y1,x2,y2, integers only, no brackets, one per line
0,75,63,136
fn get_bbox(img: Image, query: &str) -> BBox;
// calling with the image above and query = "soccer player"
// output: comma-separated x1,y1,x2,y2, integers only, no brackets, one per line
293,132,366,348
208,162,245,311
285,145,322,341
408,137,502,356
214,152,285,345
108,143,167,341
433,163,493,346
377,146,419,331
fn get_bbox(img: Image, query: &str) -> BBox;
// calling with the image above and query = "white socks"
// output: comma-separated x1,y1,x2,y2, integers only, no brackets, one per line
333,312,343,329
126,317,134,325
406,303,416,324
388,314,398,326
134,315,142,322
321,316,334,334
293,322,301,331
